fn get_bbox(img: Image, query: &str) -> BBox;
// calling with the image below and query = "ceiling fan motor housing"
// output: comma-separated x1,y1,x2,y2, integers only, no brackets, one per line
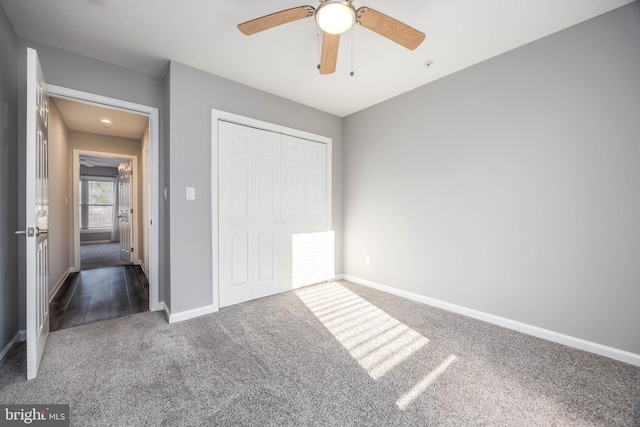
315,0,357,35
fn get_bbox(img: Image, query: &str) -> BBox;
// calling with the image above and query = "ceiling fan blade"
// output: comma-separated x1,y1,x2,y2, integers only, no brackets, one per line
238,6,315,35
320,32,340,75
356,7,425,50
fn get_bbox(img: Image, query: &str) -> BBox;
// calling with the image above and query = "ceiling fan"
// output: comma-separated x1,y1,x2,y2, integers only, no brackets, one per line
238,0,425,75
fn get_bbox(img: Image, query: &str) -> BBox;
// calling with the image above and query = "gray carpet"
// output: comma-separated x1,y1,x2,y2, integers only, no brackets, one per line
81,242,130,270
1,280,639,426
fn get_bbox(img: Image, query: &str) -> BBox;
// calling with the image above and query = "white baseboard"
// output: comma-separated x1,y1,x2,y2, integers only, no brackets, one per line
157,302,170,322
167,304,218,324
149,300,161,312
49,268,72,303
342,275,640,367
0,331,22,366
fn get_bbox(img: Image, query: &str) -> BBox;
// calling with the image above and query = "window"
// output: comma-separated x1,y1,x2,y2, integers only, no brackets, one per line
79,177,115,230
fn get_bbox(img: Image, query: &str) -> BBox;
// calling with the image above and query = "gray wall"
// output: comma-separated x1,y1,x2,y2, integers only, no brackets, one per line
0,5,18,357
343,3,640,354
167,61,343,314
48,101,70,293
16,40,166,329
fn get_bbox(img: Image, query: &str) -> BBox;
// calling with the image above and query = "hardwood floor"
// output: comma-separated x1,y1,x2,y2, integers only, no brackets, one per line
50,265,149,332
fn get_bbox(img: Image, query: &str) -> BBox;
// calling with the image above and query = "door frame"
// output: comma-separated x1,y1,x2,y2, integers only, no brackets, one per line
211,109,332,311
47,84,161,311
73,151,138,268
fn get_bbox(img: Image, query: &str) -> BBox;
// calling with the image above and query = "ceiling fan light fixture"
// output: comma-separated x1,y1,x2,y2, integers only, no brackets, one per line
316,1,356,35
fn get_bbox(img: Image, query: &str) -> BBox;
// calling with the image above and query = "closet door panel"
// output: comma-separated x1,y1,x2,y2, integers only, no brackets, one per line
220,121,329,308
252,129,282,299
230,233,249,286
219,121,253,307
306,141,327,231
282,135,328,289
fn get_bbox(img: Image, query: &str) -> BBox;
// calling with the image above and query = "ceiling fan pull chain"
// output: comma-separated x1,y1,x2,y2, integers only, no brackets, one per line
317,31,322,70
350,27,355,77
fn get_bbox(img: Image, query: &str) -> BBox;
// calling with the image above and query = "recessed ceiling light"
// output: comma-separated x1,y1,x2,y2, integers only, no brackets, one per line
101,119,111,127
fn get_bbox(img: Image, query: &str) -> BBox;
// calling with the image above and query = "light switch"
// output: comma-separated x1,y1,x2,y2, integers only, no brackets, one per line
186,187,196,200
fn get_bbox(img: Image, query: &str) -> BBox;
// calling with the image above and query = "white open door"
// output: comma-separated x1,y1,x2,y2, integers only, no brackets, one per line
118,161,133,263
18,48,50,380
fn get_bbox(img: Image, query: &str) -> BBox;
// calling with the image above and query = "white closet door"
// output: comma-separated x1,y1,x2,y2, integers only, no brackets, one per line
219,122,253,307
219,120,329,308
219,122,281,307
281,135,328,288
251,129,282,299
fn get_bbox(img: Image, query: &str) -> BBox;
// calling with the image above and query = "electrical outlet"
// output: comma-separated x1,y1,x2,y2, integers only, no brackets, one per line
365,256,371,267
186,187,196,200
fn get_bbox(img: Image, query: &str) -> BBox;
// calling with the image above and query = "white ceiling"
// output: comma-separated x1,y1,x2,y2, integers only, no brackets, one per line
52,97,149,140
2,0,634,117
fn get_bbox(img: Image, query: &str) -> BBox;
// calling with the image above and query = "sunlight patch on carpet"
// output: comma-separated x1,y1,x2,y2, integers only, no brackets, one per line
295,282,429,380
396,354,458,410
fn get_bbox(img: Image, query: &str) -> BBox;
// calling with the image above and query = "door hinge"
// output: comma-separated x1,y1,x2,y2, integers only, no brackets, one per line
131,247,134,252
130,208,133,213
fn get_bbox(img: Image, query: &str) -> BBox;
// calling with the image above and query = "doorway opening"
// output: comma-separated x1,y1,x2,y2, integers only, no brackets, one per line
79,154,133,270
45,92,158,331
74,151,141,272
44,85,160,314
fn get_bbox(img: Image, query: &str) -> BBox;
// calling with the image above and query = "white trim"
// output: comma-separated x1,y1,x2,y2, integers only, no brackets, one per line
45,83,161,313
0,332,22,366
19,330,27,342
213,111,332,145
49,268,71,302
159,302,170,322
168,305,217,324
211,109,333,311
342,275,640,367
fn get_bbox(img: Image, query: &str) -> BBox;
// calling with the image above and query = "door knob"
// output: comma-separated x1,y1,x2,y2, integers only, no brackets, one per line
36,227,48,237
15,228,35,237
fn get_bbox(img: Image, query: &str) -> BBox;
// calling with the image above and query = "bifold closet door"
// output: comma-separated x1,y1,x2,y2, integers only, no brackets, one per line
281,135,328,288
219,121,281,308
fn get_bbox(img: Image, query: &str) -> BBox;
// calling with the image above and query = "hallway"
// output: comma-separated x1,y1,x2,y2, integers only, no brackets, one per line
50,266,149,331
81,242,131,270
